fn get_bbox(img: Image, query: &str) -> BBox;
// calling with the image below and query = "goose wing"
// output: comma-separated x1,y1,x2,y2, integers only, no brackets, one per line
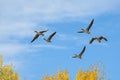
47,32,56,41
99,36,108,41
39,30,48,33
86,19,94,31
31,34,39,43
78,46,86,57
89,37,96,44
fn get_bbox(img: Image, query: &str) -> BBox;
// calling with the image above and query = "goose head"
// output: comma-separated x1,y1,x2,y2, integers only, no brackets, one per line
81,28,84,31
43,38,51,42
43,38,46,41
87,31,90,34
34,31,38,33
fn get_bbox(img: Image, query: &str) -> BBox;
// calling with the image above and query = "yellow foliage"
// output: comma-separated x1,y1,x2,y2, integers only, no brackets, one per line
75,69,98,80
0,54,105,80
41,70,69,80
0,55,2,67
41,65,104,80
0,55,19,80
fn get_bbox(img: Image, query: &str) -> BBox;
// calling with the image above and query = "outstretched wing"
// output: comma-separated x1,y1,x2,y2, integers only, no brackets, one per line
86,19,94,31
99,36,108,41
89,37,96,44
79,46,86,57
31,34,39,43
39,30,48,33
47,32,56,41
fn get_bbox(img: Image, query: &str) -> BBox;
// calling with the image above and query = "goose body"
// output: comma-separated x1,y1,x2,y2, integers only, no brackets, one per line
44,32,56,43
89,36,108,44
78,19,94,34
31,30,48,43
72,46,86,59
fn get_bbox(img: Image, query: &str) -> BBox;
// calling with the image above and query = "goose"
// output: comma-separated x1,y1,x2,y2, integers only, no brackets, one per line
31,30,48,43
78,19,94,34
72,46,86,59
89,36,108,44
44,32,56,43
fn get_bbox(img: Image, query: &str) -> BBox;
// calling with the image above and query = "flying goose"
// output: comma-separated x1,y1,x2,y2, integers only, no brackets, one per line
72,46,86,59
31,30,48,43
44,32,56,43
89,36,108,44
78,19,94,34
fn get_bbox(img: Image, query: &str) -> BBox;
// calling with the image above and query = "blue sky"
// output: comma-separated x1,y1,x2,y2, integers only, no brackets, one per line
0,0,120,80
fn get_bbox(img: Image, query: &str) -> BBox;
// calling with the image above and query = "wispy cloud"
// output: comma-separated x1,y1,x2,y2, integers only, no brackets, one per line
0,22,35,39
57,33,79,41
0,42,67,56
1,0,120,23
34,44,68,49
0,43,27,56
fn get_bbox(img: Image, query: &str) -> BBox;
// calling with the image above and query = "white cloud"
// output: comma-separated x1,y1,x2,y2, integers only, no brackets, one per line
34,44,68,49
0,43,27,56
0,42,67,57
0,22,35,38
57,33,79,41
1,0,120,23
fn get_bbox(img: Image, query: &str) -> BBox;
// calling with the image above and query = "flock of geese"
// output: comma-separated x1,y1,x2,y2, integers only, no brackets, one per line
31,30,56,43
31,19,108,59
